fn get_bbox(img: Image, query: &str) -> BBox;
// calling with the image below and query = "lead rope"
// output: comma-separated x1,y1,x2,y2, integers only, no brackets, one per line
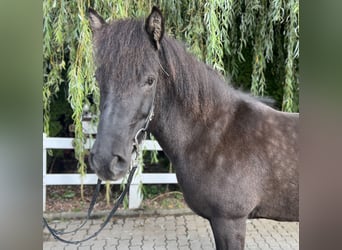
42,119,147,244
43,165,137,244
42,177,102,236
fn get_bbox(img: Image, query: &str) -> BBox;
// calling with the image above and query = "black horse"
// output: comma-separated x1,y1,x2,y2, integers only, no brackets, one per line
88,7,298,250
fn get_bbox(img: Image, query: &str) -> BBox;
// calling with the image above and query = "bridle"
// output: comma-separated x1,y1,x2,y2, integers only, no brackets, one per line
42,92,155,245
43,60,167,245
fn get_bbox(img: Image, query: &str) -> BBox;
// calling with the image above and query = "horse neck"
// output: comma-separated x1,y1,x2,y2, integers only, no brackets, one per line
148,40,239,164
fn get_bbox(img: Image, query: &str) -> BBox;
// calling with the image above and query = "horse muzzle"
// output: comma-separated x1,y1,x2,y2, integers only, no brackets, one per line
89,153,129,181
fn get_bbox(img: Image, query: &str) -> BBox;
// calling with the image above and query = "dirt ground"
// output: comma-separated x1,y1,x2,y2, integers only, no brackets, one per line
45,185,187,213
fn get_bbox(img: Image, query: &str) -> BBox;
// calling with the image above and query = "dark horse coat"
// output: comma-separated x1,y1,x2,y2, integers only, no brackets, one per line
88,7,299,250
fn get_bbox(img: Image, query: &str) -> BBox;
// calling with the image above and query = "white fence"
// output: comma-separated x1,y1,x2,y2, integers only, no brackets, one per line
43,134,178,211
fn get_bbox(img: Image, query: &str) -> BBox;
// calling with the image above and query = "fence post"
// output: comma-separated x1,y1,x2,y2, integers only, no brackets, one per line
43,133,47,212
129,164,143,209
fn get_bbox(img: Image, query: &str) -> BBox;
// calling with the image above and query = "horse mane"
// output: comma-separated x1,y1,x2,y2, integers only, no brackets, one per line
157,35,227,119
158,34,254,122
158,36,278,118
94,17,267,120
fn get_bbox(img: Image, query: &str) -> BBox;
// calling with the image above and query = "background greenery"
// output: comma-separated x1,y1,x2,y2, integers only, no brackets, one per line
43,0,299,177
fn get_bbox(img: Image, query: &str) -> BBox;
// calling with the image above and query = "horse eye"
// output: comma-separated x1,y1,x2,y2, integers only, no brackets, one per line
146,76,155,86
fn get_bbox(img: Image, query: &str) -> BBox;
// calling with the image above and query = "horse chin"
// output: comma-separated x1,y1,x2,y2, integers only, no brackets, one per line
94,166,128,181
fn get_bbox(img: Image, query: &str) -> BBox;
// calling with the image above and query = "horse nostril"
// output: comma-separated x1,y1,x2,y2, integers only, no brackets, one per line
113,154,126,163
111,155,118,165
111,154,126,168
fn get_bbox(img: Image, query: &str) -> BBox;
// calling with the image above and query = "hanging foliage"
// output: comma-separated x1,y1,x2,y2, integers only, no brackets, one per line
43,0,299,180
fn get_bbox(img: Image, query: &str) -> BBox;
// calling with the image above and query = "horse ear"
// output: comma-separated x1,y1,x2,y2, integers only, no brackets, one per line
145,6,164,50
88,8,106,32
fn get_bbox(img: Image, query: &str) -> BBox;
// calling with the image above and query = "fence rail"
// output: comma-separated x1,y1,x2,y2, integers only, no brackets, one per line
43,134,178,211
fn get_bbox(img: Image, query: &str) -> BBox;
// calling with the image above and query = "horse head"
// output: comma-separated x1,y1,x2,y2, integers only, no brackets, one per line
88,7,164,181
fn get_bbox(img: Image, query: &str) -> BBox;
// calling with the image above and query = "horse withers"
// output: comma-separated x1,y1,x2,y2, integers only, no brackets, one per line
88,6,299,250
